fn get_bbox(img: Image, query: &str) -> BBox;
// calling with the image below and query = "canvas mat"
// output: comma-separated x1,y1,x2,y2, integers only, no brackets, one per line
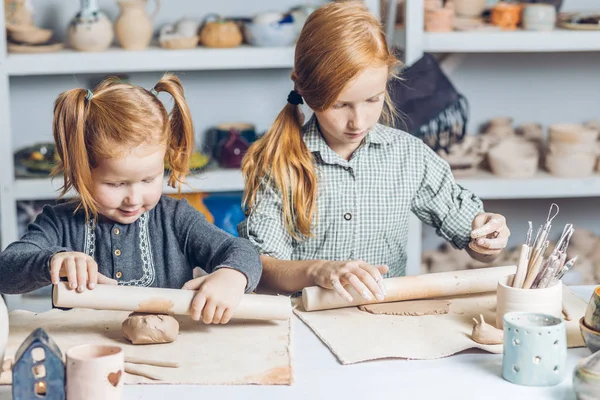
294,285,586,365
0,308,292,385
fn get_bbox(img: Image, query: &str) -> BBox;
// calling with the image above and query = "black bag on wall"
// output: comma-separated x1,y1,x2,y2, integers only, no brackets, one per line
389,52,469,152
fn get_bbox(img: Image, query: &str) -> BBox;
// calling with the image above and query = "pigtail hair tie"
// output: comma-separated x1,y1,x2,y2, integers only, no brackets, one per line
287,90,303,106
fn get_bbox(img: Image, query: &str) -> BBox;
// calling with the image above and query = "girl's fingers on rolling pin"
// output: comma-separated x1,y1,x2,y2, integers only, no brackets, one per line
220,308,234,324
212,306,226,324
65,258,78,290
86,257,98,289
97,273,118,285
331,278,354,303
358,261,388,296
353,267,384,301
344,273,373,301
75,257,88,292
50,256,62,285
202,299,217,325
190,293,206,321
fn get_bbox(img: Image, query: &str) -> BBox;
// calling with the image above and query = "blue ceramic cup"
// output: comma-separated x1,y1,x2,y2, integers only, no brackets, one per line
502,312,567,386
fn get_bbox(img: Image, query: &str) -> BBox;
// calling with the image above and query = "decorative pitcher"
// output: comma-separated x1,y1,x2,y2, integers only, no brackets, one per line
68,0,114,52
115,0,160,50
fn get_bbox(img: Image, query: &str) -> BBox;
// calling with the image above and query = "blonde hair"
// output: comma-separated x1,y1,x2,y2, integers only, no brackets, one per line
242,1,400,240
52,73,194,220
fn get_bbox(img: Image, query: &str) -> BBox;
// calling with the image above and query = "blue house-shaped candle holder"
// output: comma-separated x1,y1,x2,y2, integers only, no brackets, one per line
12,327,65,399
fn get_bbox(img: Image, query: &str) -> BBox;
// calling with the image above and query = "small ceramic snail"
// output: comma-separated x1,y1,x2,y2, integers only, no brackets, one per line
472,314,504,345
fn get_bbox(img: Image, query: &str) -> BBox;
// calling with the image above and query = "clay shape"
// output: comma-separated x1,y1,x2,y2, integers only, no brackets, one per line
66,344,124,400
573,350,600,400
471,314,503,345
488,138,538,179
122,313,179,345
359,300,451,316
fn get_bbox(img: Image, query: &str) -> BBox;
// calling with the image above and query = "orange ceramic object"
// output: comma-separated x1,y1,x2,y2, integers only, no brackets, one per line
491,2,523,30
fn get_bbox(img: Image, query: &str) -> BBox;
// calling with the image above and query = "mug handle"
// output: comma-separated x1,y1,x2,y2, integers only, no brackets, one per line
150,0,161,20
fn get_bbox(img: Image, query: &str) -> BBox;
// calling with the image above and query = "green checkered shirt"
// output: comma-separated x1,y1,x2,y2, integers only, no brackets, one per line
238,115,483,277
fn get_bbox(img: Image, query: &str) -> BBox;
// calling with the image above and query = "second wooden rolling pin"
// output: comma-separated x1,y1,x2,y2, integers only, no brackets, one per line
53,282,291,321
302,265,517,311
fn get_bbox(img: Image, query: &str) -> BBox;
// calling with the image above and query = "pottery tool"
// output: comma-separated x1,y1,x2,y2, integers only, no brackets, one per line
124,364,163,381
124,356,179,368
522,241,547,289
53,282,291,321
302,265,517,311
512,243,530,289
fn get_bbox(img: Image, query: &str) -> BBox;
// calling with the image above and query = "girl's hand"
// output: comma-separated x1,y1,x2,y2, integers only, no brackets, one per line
50,252,117,292
312,260,388,303
182,268,248,324
469,213,510,256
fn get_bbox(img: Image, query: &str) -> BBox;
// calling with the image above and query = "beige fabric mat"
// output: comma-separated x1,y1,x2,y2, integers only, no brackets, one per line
294,285,586,365
0,308,292,385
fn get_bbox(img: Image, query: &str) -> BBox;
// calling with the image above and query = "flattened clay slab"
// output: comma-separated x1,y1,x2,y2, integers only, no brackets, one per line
359,300,451,316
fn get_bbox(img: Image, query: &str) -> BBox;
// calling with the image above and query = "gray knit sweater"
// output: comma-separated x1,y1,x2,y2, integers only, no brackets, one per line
0,196,261,294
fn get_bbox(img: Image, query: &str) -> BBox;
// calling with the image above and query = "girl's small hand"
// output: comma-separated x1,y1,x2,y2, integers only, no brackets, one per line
312,260,388,303
182,268,248,324
50,252,118,292
470,213,510,255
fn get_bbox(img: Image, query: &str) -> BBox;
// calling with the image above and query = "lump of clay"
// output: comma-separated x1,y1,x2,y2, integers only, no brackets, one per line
471,314,503,345
122,313,179,345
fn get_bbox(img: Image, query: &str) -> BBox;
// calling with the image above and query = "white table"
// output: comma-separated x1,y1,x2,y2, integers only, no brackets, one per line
1,286,595,400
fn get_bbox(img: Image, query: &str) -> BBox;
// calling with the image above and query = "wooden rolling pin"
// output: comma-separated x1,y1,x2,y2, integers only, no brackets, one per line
302,265,517,311
53,282,291,321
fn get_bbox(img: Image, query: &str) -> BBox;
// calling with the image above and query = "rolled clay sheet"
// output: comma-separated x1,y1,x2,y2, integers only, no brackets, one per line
53,282,291,321
302,265,517,311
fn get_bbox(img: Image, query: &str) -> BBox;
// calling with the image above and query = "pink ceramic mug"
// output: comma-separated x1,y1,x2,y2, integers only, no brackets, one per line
66,344,124,400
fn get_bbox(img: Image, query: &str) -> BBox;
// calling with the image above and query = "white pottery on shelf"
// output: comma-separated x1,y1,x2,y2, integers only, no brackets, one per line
487,138,538,178
522,4,557,31
67,0,114,52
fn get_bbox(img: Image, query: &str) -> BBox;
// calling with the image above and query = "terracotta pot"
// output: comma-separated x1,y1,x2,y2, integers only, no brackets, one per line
67,0,114,52
496,275,562,329
488,138,538,178
66,345,124,400
200,21,243,48
115,0,160,50
425,7,454,32
546,153,596,178
453,0,486,18
491,2,522,30
0,296,7,370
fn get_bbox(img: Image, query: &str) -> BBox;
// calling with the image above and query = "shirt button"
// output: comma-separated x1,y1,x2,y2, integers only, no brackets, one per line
115,271,123,279
114,249,121,256
113,228,120,235
344,213,352,221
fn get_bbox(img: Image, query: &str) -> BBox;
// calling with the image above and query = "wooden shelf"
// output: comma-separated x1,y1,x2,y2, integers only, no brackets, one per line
6,45,295,76
421,29,600,53
13,168,244,200
457,170,600,200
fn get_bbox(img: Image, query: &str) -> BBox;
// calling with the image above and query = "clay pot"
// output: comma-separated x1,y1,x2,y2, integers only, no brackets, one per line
548,124,598,146
488,138,538,179
425,6,455,32
545,153,596,178
484,116,515,138
516,122,544,143
200,21,243,48
496,275,562,329
437,135,487,176
67,0,114,52
115,0,160,50
0,296,7,370
66,345,124,400
8,26,53,45
491,2,522,30
522,4,557,31
453,0,486,18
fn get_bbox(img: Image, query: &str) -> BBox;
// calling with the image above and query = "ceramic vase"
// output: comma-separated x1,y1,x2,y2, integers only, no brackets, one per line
115,0,160,50
574,351,600,400
66,344,124,400
523,4,557,31
502,312,567,386
496,275,562,329
68,0,114,52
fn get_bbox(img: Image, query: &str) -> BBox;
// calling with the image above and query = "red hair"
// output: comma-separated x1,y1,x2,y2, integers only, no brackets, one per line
52,73,194,220
242,1,400,239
